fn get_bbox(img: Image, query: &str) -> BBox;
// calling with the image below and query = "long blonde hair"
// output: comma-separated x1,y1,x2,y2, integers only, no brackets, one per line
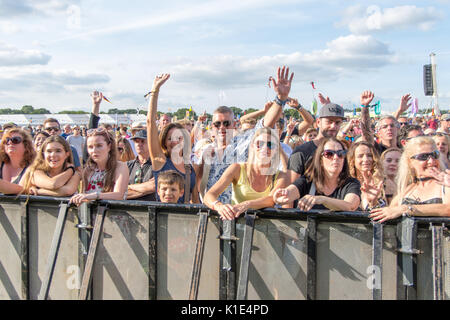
397,136,444,195
246,127,280,188
21,135,74,194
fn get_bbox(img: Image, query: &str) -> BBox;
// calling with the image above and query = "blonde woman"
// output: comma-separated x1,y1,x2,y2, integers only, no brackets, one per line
22,136,80,196
204,127,289,220
370,136,450,222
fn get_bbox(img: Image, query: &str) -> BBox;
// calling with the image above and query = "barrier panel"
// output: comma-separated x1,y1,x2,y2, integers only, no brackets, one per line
0,195,448,300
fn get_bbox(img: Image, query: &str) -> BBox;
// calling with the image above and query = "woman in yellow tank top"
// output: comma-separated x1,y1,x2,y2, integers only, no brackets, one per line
204,127,289,220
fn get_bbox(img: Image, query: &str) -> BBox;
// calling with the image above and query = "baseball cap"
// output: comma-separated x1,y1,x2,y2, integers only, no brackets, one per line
319,103,345,119
130,129,147,140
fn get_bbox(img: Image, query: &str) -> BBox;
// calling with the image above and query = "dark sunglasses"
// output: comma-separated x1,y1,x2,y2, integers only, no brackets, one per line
45,127,60,132
5,136,23,145
398,122,408,126
322,149,347,159
212,120,231,128
410,150,440,161
117,147,124,153
255,140,275,150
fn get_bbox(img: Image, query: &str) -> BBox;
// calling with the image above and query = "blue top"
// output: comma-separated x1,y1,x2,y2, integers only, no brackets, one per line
153,157,196,203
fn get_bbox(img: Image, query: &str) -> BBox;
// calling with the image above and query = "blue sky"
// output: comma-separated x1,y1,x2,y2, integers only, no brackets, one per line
0,0,449,114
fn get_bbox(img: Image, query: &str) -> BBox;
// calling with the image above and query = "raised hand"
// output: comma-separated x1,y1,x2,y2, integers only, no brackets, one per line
286,117,297,133
286,97,300,109
398,94,412,114
318,93,331,105
152,73,170,91
429,167,450,187
360,90,375,107
269,66,294,101
91,91,103,106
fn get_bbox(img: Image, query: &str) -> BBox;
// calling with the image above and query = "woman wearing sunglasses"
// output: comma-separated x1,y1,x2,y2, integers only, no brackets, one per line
0,128,36,194
370,136,450,222
21,136,80,196
273,137,361,211
69,128,129,205
146,74,198,203
204,127,288,220
117,137,135,162
347,141,395,209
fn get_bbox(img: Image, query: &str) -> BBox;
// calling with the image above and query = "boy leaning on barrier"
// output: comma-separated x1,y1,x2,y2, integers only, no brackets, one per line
157,170,184,204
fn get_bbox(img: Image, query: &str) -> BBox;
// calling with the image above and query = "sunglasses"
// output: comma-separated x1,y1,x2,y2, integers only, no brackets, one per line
117,147,124,153
322,149,347,159
87,127,107,136
45,127,60,132
212,120,231,128
5,136,23,145
255,140,275,150
410,150,440,161
398,122,408,126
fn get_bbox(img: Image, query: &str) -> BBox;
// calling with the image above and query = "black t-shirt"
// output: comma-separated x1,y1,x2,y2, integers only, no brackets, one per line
127,157,155,201
292,176,361,210
374,141,402,155
288,141,318,176
280,127,299,141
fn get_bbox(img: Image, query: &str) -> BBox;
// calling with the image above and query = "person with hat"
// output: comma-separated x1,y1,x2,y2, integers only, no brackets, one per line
126,129,156,201
437,114,450,134
288,101,345,181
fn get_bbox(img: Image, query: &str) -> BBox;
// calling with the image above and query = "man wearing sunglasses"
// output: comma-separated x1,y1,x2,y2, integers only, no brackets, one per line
195,65,293,204
126,129,156,201
288,102,345,181
43,118,81,170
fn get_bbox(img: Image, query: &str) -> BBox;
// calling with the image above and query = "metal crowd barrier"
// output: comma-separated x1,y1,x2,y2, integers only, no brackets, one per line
0,195,448,300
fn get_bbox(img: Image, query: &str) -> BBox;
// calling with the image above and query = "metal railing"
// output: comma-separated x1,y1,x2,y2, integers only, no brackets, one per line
0,195,448,300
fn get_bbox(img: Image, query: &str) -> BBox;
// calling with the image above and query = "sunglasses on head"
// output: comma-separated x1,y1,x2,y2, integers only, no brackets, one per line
410,150,440,161
322,149,347,159
87,127,107,136
45,127,60,132
255,140,275,150
212,120,231,128
5,136,23,145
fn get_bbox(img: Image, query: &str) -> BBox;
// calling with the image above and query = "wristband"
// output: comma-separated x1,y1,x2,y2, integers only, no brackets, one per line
274,96,288,107
65,166,75,174
361,104,369,108
296,103,303,110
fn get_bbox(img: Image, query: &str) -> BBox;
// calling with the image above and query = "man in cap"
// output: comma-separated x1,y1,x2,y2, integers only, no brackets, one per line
288,102,345,180
126,129,155,201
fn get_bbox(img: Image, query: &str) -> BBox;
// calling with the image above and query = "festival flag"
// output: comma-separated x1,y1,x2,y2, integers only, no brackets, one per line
310,81,316,90
103,96,112,104
311,99,318,116
411,98,418,117
186,110,190,119
374,101,381,115
353,104,357,116
432,108,435,117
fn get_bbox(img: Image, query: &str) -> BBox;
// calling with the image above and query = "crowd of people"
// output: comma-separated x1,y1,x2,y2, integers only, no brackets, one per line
0,66,449,223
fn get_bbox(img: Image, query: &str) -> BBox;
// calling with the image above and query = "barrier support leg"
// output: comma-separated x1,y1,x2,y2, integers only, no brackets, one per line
78,204,108,300
219,219,238,300
38,202,69,300
148,206,157,300
188,210,209,300
371,222,383,300
20,202,29,300
306,216,317,300
430,223,446,300
236,212,256,300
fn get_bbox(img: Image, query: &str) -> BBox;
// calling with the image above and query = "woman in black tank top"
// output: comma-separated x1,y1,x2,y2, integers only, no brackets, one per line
370,136,450,222
0,128,36,194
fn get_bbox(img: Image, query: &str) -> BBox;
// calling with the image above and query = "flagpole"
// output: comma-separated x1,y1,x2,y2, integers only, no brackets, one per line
430,53,440,116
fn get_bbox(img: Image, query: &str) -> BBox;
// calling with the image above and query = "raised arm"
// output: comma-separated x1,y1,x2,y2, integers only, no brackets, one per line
359,90,375,143
286,98,314,136
146,74,170,171
240,101,272,124
264,66,294,128
393,94,411,120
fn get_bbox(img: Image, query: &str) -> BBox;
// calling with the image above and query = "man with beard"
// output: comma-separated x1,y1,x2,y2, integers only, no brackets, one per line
288,103,345,180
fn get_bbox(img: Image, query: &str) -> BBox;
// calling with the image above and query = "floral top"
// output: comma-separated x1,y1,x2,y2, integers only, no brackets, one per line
86,169,106,193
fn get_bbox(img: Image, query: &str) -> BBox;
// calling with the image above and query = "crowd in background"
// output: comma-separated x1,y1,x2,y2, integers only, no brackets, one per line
0,66,449,223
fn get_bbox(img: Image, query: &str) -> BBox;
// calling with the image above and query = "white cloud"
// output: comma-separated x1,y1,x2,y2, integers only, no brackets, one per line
170,34,394,88
340,5,443,34
0,42,51,66
0,21,20,34
0,69,110,93
0,0,79,17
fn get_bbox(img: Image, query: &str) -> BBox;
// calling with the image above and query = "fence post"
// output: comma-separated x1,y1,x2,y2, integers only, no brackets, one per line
236,212,257,300
306,216,317,300
20,201,29,300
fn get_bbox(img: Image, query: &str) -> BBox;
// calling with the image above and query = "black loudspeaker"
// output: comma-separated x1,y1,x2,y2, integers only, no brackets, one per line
423,64,434,96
